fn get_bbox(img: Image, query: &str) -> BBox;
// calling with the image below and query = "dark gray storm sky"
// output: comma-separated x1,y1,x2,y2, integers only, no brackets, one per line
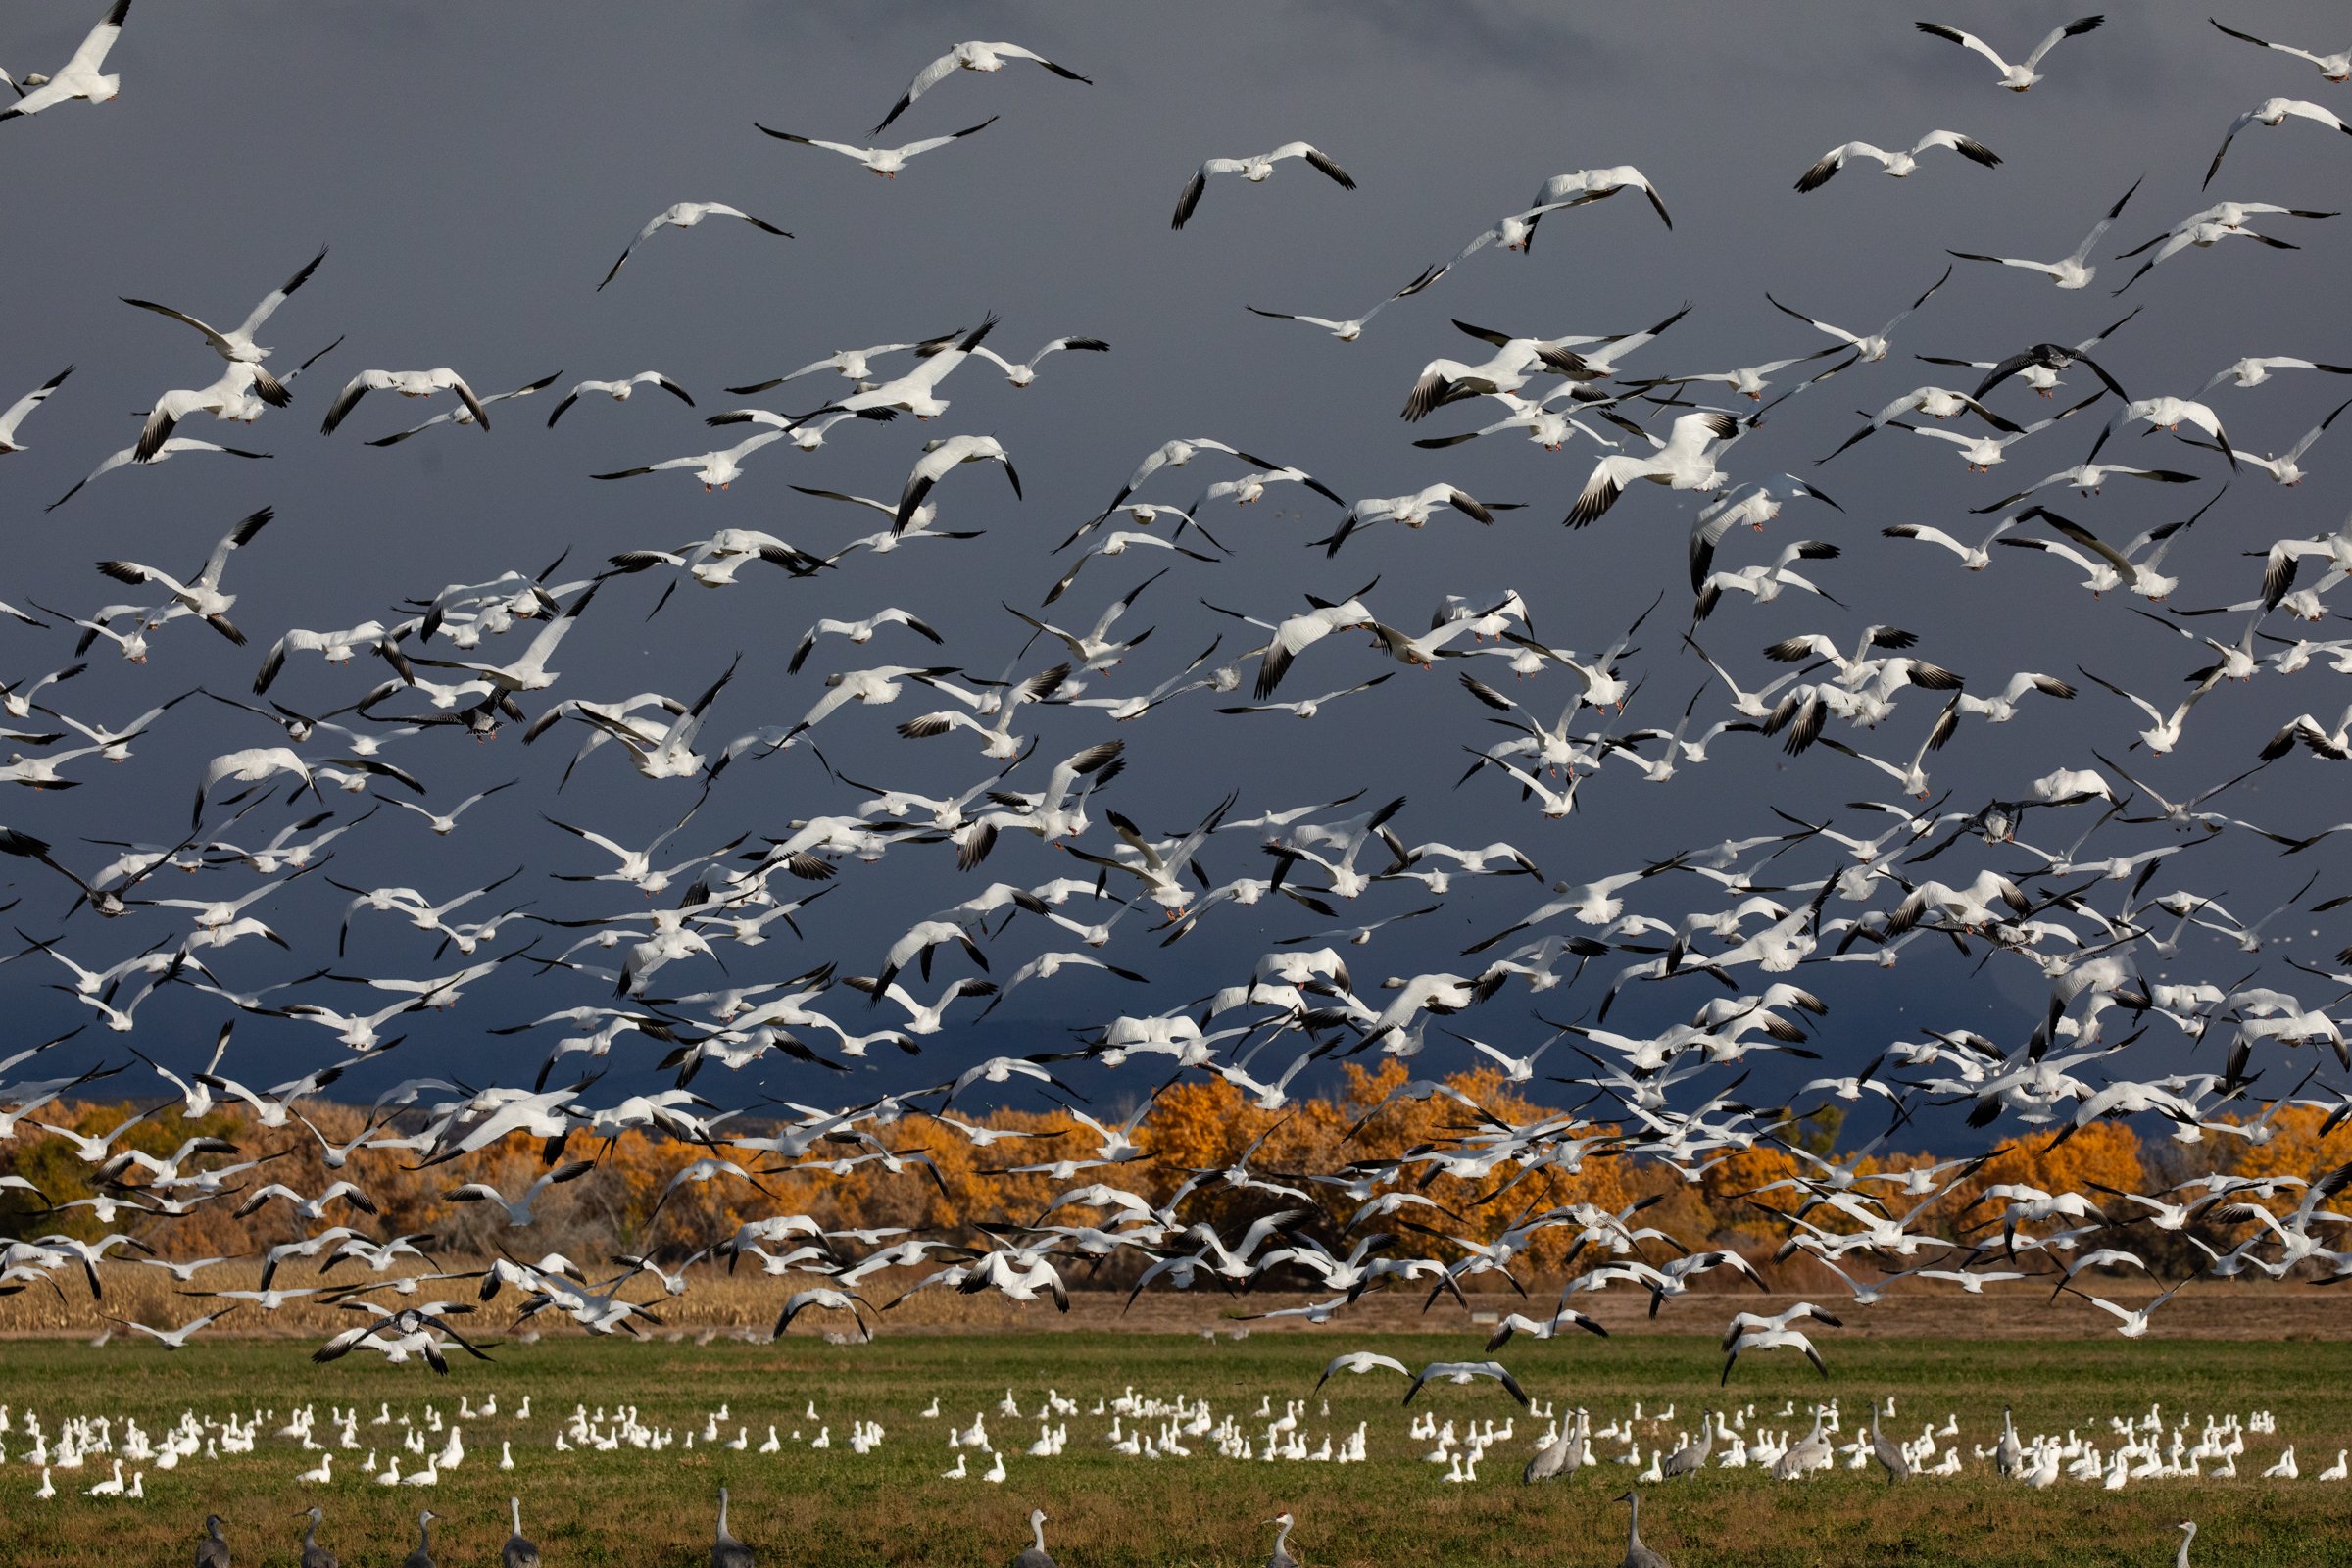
5,1,2351,1129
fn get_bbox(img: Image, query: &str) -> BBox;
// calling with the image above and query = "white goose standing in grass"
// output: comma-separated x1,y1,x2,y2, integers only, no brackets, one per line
1172,142,1356,229
756,116,996,176
1913,15,2104,90
0,0,131,120
598,202,792,291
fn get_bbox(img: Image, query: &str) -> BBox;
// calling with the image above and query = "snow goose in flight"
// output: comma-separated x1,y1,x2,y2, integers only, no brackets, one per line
1882,390,2107,469
134,362,282,461
545,371,693,427
1946,176,2139,290
194,747,316,827
2171,394,2351,485
405,584,598,695
2258,515,2352,609
824,315,999,417
1919,309,2137,397
1442,200,1614,275
1041,532,1216,605
93,506,272,645
1408,388,1618,453
2208,18,2352,81
1970,461,2200,512
1007,570,1161,672
389,780,514,837
597,202,791,292
593,427,789,492
788,609,944,673
1687,475,1841,587
1567,410,1740,526
2067,662,2205,753
320,368,490,436
2113,218,2302,295
367,372,561,445
2083,395,2236,469
755,116,995,176
1200,595,1376,701
1649,354,1823,403
1994,503,2191,602
1171,143,1355,230
0,365,72,454
724,332,959,394
1216,672,1393,718
0,0,130,121
896,433,1019,531
1879,514,2022,570
253,621,392,694
47,436,268,512
1817,384,2021,463
1400,319,1589,420
2115,199,2337,258
1768,267,1950,367
969,334,1109,386
1091,436,1297,519
119,246,325,402
1526,166,1673,237
1793,130,2000,192
1914,15,2104,90
1311,485,1520,557
872,40,1091,135
2203,354,2352,391
1693,541,1843,621
2206,98,2352,187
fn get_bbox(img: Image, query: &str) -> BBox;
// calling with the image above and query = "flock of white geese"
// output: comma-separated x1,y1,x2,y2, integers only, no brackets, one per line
13,1380,2344,1564
2,8,2352,1538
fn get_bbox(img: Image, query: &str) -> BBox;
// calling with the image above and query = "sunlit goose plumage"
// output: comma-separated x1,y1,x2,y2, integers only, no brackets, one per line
1914,15,2104,90
970,334,1110,385
593,428,790,491
756,116,995,175
0,0,131,120
321,369,491,436
872,41,1091,135
47,435,268,512
94,507,272,646
120,246,325,402
1946,176,2138,289
2205,98,2352,187
896,434,1020,531
546,372,694,426
1794,130,2001,191
0,365,72,454
1172,142,1356,229
1567,411,1740,526
598,202,792,292
135,362,281,461
2209,18,2352,81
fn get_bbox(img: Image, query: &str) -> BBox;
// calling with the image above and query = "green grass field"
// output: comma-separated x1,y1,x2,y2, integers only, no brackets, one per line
0,1333,2346,1567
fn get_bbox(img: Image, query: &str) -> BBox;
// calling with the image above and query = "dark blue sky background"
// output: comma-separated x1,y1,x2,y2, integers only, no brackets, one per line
4,1,2349,1133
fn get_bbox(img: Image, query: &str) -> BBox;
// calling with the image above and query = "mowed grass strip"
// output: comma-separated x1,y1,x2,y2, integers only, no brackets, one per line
0,1335,2346,1568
